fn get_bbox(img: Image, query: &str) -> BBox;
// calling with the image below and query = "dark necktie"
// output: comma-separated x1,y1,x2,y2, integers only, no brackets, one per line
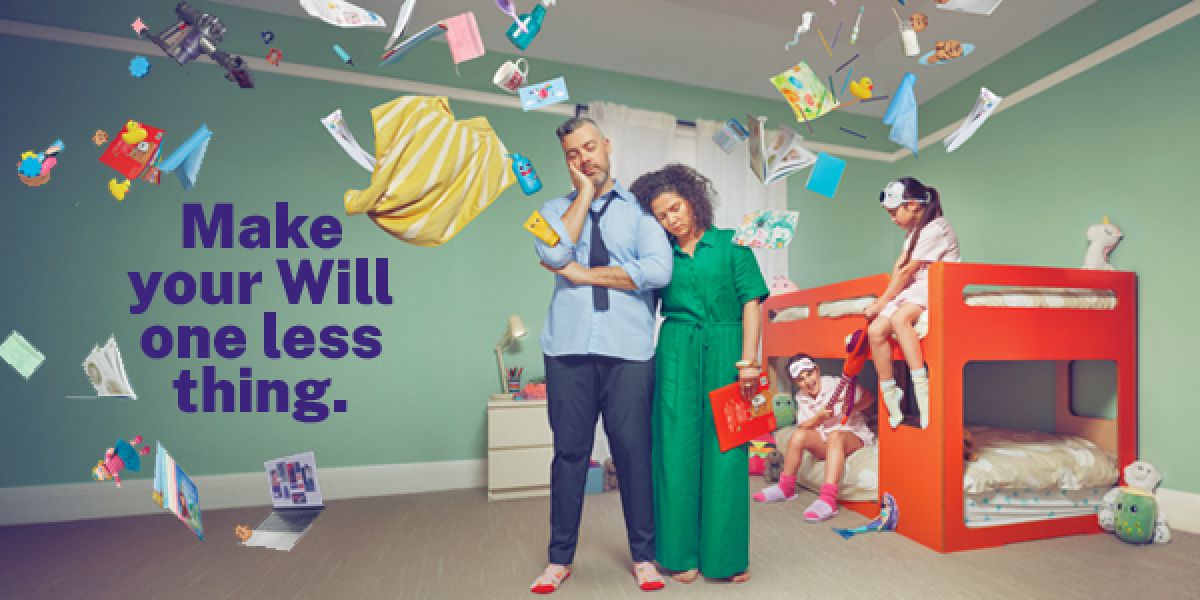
589,194,616,311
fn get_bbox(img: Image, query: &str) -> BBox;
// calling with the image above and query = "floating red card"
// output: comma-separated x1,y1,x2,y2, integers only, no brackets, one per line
708,372,777,453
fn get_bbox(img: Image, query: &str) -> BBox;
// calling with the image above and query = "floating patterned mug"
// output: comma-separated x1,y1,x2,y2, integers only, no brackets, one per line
493,58,529,93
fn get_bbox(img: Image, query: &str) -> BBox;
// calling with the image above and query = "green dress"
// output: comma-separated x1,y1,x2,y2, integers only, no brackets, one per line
652,227,769,578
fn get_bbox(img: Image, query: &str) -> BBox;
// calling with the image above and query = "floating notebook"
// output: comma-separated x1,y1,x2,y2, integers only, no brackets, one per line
442,12,484,64
805,152,847,199
0,331,44,380
379,22,447,66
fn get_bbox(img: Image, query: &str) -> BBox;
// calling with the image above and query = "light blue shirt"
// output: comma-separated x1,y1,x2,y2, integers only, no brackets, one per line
535,181,672,360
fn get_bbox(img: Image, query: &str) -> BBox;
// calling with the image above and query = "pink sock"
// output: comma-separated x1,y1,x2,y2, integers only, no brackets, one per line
819,483,839,508
779,475,797,498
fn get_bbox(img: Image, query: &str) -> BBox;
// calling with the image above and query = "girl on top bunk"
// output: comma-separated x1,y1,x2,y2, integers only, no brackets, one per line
753,354,875,522
864,177,960,430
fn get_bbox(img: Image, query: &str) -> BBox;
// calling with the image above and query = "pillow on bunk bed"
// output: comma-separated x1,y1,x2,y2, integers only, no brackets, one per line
772,423,880,502
962,426,1118,494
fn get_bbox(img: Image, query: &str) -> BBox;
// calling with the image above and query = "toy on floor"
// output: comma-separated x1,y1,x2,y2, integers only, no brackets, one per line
1099,460,1170,544
92,435,151,487
234,524,254,542
1084,216,1122,270
764,448,784,482
833,491,899,539
748,434,776,476
603,458,619,492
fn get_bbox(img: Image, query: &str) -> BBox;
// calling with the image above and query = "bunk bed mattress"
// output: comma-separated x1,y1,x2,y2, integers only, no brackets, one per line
770,288,1117,323
964,485,1109,528
964,426,1118,494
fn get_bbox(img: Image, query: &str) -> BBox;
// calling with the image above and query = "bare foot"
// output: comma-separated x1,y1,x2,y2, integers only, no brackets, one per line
671,569,698,583
731,570,751,583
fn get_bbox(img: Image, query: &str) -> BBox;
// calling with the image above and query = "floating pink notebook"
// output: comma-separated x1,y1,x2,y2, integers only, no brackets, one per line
443,12,484,64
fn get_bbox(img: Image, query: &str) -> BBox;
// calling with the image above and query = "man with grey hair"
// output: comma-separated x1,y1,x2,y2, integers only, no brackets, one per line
529,117,673,593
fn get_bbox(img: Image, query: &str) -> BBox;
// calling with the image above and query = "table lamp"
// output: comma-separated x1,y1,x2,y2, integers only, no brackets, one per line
492,314,527,402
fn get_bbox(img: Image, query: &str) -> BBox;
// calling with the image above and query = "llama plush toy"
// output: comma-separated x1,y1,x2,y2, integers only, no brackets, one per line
1084,217,1123,270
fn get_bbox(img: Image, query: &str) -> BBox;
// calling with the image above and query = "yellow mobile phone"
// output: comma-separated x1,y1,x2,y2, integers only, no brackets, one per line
524,210,560,247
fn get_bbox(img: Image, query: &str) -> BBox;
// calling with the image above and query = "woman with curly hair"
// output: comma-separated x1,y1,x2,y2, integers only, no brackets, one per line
630,164,768,584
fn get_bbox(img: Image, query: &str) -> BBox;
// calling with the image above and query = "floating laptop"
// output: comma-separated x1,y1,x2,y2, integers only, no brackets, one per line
242,450,324,551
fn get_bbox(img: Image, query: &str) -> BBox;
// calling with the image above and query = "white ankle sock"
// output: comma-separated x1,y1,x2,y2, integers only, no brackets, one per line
881,379,903,429
911,369,930,429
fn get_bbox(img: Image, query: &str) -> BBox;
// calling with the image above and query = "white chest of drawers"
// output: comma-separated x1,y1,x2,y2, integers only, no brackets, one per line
487,399,553,501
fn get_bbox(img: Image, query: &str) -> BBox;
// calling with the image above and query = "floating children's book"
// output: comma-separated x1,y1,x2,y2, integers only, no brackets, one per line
770,61,839,123
746,115,817,185
732,210,799,249
152,442,204,540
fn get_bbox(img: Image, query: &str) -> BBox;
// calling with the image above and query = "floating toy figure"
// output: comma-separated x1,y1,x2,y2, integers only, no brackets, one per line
92,434,151,487
235,524,254,542
16,140,63,187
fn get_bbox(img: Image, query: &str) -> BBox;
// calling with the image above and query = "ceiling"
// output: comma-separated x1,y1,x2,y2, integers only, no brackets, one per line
216,0,1095,117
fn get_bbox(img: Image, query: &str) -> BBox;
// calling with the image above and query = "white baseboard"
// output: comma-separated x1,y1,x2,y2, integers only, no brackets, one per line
0,459,485,526
1157,487,1200,535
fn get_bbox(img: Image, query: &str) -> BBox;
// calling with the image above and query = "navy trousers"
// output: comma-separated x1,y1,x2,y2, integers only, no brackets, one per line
544,354,656,565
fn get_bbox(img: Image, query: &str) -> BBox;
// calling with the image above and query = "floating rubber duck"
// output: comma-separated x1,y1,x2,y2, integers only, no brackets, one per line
121,120,148,145
848,77,874,100
109,178,132,201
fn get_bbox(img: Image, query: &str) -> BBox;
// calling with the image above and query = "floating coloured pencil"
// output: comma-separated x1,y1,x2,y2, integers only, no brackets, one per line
836,53,859,72
832,20,843,49
818,28,833,58
861,95,889,103
828,75,837,103
839,126,867,140
841,67,853,97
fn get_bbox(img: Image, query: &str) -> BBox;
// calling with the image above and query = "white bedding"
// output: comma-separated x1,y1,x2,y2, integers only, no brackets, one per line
964,485,1109,528
769,426,1117,505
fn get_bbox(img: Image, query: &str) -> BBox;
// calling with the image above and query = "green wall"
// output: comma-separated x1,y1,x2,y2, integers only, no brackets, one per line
1,0,1197,495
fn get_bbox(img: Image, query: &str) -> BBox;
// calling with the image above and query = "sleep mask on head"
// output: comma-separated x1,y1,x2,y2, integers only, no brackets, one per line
879,180,928,209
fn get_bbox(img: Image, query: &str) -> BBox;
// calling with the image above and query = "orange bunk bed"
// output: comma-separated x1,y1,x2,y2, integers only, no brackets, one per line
761,263,1137,552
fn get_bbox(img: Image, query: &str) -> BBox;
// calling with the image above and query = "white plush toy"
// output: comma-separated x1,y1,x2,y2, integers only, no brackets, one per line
1084,216,1123,270
1098,460,1170,543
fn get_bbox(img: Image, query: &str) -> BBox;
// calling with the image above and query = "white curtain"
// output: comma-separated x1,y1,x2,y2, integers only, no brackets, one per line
588,101,678,190
585,103,790,463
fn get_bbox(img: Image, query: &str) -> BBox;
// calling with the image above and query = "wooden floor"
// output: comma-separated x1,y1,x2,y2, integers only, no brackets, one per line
2,482,1198,599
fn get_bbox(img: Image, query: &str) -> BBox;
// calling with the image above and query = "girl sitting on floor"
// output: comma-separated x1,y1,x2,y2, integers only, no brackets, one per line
753,354,875,523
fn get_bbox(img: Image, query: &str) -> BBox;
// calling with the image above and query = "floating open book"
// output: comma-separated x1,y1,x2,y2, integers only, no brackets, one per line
746,115,817,185
72,336,135,399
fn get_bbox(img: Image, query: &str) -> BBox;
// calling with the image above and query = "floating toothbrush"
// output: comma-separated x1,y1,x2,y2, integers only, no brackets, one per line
851,6,864,45
496,0,528,34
